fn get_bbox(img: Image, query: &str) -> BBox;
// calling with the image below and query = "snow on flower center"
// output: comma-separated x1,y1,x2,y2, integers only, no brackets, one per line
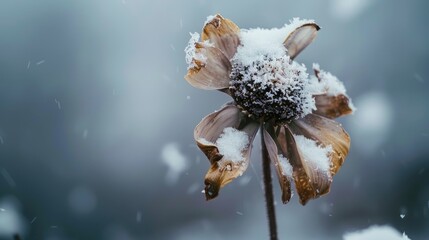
229,23,316,123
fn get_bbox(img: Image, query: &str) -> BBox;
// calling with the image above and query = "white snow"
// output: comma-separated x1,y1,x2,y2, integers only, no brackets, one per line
331,0,372,20
204,15,217,27
0,197,27,237
185,32,214,70
197,137,215,146
349,92,393,154
230,18,319,119
185,32,200,66
294,135,332,174
184,32,209,70
277,154,293,179
343,225,411,240
312,63,347,96
234,18,316,65
161,143,189,184
216,127,249,162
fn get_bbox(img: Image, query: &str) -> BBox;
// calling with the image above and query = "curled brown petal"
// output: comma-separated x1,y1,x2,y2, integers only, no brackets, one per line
185,43,231,90
314,94,354,119
201,14,240,60
276,126,331,205
263,126,292,204
194,104,258,200
283,23,320,59
289,113,350,176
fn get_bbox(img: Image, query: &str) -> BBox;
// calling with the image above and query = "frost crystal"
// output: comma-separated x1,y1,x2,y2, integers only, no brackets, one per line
294,135,332,174
278,155,293,179
216,127,249,162
184,32,207,70
204,15,218,27
229,19,317,122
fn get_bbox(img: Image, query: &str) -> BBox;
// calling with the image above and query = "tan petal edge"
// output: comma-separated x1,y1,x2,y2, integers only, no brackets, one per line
284,23,320,60
263,126,292,204
201,14,240,60
194,104,258,200
194,104,240,163
185,43,231,90
289,113,350,177
276,126,319,205
314,94,354,119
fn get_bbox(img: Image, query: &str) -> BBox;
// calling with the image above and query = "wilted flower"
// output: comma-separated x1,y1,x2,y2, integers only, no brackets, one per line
184,14,354,205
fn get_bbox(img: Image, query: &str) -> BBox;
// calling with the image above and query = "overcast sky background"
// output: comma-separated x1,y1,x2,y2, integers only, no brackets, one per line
1,0,428,239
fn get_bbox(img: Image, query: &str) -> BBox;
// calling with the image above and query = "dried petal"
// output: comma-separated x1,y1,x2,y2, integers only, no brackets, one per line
185,43,231,90
276,126,332,205
194,104,258,200
263,127,292,204
314,94,354,119
202,14,240,60
283,23,320,59
289,113,350,176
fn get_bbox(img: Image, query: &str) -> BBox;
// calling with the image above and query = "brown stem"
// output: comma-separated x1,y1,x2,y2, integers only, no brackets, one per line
260,123,278,240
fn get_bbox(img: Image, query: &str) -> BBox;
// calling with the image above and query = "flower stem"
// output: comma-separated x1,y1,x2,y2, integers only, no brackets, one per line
260,124,278,240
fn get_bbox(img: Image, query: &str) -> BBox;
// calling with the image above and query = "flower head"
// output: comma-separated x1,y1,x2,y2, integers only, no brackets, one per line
185,14,354,205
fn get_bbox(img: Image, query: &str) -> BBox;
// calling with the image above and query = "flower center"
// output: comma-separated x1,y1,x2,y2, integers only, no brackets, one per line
229,55,314,123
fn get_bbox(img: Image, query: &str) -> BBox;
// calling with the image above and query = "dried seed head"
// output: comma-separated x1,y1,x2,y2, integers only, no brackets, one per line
229,55,315,123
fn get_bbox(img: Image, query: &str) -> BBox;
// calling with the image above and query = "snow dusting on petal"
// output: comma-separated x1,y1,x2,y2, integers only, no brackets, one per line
185,32,200,66
216,127,249,162
312,63,347,96
278,154,293,179
184,33,212,70
294,135,332,174
343,225,411,240
197,138,215,146
204,15,217,27
161,143,189,184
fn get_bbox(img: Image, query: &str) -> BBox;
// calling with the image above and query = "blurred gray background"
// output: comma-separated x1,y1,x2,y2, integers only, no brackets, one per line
1,0,428,239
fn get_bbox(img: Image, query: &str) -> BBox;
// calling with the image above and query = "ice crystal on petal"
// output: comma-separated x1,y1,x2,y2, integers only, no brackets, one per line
204,15,218,27
184,32,208,70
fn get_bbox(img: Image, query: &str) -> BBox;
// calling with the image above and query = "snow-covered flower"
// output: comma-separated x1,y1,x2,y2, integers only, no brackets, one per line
184,14,354,205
